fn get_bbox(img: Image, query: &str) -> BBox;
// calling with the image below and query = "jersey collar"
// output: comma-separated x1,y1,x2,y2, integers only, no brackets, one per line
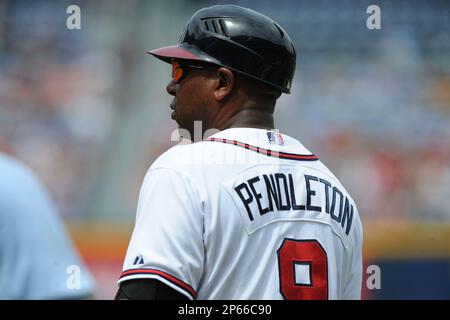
206,128,316,158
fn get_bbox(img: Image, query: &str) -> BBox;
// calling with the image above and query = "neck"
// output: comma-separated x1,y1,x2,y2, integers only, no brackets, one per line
222,109,274,130
214,96,276,131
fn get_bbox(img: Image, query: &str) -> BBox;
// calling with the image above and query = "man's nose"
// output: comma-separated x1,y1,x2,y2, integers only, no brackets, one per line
166,79,177,96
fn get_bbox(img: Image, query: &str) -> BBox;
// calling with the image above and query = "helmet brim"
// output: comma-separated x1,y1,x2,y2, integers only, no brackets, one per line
147,44,202,63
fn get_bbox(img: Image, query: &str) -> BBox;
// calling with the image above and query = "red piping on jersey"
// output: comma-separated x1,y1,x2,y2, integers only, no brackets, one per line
120,268,197,299
206,138,319,161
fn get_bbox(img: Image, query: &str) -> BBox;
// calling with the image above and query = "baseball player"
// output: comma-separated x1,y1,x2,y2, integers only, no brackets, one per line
116,5,363,300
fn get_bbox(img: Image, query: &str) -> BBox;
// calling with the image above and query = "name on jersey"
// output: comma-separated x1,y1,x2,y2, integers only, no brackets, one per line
233,173,354,235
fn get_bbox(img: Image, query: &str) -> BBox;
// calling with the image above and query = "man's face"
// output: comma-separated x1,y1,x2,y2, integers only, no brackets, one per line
166,60,218,140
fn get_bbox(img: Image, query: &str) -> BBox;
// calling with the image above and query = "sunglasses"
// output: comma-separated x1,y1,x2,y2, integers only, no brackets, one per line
171,61,216,82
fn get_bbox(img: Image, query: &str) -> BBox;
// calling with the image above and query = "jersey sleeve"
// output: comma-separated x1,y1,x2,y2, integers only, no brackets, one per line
342,217,363,300
118,167,205,300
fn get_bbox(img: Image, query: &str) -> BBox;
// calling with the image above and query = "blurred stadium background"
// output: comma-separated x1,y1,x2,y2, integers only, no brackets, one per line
0,0,449,299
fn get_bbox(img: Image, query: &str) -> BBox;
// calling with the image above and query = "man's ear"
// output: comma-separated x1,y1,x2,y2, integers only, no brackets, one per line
214,68,234,101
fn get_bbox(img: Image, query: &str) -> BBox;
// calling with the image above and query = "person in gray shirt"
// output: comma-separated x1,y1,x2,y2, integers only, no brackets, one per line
0,152,94,299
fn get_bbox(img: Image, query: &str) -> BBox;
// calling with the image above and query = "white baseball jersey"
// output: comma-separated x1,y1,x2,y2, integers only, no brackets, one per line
119,128,363,300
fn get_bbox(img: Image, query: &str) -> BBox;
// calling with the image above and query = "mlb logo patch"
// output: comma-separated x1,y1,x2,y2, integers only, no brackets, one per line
266,131,285,146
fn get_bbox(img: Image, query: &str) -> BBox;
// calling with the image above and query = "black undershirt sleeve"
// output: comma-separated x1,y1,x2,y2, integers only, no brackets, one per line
115,279,189,300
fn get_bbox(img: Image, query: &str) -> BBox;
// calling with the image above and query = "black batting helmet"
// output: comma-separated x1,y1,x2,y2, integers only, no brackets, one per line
148,5,297,93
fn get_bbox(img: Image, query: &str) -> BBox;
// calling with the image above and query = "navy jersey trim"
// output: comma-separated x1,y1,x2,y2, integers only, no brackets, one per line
207,138,319,161
120,268,197,299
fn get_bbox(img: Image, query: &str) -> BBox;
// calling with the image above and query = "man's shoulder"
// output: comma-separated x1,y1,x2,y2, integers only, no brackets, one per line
0,153,42,195
149,140,234,170
0,153,33,180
